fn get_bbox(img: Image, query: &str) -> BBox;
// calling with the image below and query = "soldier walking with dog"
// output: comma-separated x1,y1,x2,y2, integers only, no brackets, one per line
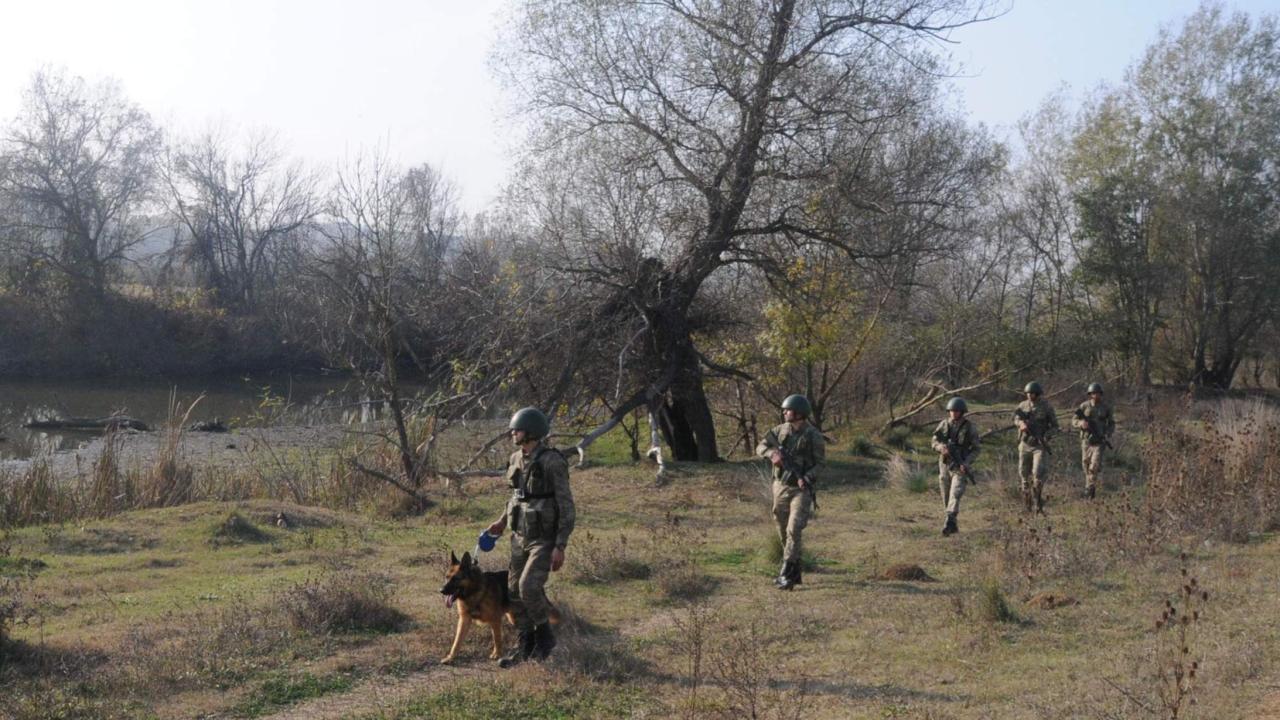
932,397,980,536
1014,381,1058,513
756,394,825,591
485,407,575,667
1073,382,1115,499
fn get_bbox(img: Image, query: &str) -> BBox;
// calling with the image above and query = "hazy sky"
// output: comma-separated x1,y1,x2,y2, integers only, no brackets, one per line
0,0,1275,213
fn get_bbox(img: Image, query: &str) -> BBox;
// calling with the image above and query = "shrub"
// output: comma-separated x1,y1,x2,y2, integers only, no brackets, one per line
279,571,410,635
1139,398,1280,544
977,578,1017,624
884,453,930,493
569,532,652,585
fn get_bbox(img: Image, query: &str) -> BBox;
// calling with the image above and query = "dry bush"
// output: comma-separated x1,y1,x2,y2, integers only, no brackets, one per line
1139,398,1280,544
0,459,76,527
569,531,652,584
669,601,812,720
992,512,1104,594
546,602,649,682
884,453,929,493
0,533,42,665
278,570,410,635
976,578,1017,624
109,597,293,691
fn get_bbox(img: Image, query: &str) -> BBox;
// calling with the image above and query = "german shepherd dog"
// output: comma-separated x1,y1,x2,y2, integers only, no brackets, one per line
439,550,562,664
439,551,513,664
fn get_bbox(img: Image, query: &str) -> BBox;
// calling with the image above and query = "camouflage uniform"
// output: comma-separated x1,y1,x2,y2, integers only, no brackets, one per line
503,443,575,632
931,416,981,518
756,422,825,568
1076,400,1115,493
1013,399,1058,508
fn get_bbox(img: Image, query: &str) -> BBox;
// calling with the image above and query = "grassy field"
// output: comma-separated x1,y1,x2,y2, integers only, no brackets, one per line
3,421,1280,719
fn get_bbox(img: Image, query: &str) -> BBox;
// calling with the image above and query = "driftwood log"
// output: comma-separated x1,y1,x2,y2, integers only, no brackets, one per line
24,416,150,432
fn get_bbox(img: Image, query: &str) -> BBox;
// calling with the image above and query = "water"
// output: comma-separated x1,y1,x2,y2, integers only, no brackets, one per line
0,374,381,461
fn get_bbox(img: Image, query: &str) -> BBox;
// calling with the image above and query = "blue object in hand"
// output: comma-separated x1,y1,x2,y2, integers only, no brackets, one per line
476,530,497,552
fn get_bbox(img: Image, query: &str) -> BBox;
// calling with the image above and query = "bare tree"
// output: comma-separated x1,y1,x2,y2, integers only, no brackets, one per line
0,69,161,308
499,0,1003,460
162,128,320,314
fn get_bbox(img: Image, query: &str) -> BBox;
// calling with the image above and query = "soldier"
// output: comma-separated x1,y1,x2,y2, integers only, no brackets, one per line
485,407,575,667
1074,382,1115,499
756,394,825,591
931,397,981,536
1013,381,1058,513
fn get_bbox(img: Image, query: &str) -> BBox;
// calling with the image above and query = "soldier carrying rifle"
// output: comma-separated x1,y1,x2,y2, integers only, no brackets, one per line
756,394,825,591
931,397,981,536
1073,382,1115,500
1014,381,1058,513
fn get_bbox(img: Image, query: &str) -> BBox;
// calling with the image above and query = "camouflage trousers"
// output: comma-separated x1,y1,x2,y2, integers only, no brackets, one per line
1081,441,1105,490
508,535,554,631
772,481,813,565
938,462,967,515
1018,443,1050,492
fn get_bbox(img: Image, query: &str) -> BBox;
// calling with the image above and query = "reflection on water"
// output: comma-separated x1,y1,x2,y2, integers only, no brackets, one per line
0,374,393,461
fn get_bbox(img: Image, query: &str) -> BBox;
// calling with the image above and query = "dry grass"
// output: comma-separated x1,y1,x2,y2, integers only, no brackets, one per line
3,400,1280,718
279,570,411,635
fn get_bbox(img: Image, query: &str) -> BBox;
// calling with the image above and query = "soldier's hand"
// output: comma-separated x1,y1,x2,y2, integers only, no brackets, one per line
551,547,565,572
486,519,506,537
769,449,784,467
1017,420,1029,432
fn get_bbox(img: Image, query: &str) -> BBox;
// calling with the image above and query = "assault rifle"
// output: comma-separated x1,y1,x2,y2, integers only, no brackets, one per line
1013,408,1053,455
776,446,819,513
942,441,976,483
1073,408,1113,450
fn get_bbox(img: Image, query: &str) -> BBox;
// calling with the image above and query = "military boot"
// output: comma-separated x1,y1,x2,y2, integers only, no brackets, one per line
773,561,790,588
1034,487,1045,514
777,561,799,591
532,623,557,661
1085,485,1096,500
942,512,958,536
498,627,536,668
1022,488,1034,513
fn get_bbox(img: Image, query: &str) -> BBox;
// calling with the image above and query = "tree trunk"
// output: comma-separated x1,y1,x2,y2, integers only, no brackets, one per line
647,296,721,462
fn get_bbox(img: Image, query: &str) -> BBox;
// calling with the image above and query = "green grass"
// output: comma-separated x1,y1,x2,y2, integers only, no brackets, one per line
233,671,357,717
367,680,646,719
3,428,1279,719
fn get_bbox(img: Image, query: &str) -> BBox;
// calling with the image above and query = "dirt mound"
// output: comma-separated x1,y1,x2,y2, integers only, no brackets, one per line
210,512,273,546
876,563,935,582
1026,592,1079,610
239,500,353,529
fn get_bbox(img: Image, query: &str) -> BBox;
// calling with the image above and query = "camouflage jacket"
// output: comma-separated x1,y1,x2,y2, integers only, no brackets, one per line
931,417,981,468
504,443,576,548
756,422,825,485
1013,399,1059,448
1076,401,1115,445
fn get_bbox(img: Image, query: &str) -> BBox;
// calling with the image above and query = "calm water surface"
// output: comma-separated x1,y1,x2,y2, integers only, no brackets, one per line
0,374,378,460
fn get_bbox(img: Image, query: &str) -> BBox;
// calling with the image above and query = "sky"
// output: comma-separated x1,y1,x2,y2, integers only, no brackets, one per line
0,0,1276,214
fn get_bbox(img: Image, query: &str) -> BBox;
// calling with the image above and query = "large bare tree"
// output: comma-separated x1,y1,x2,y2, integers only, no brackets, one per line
0,69,161,308
499,0,1002,460
162,128,320,314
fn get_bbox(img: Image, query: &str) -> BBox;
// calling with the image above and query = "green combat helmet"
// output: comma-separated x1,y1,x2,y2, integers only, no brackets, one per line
1087,382,1104,394
781,394,812,418
1024,381,1044,395
509,407,550,440
946,397,968,413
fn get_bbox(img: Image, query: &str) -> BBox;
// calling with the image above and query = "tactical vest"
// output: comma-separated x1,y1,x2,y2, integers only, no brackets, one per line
507,446,563,542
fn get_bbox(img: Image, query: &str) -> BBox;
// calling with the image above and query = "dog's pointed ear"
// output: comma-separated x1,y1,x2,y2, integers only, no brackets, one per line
450,550,459,565
461,551,472,567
